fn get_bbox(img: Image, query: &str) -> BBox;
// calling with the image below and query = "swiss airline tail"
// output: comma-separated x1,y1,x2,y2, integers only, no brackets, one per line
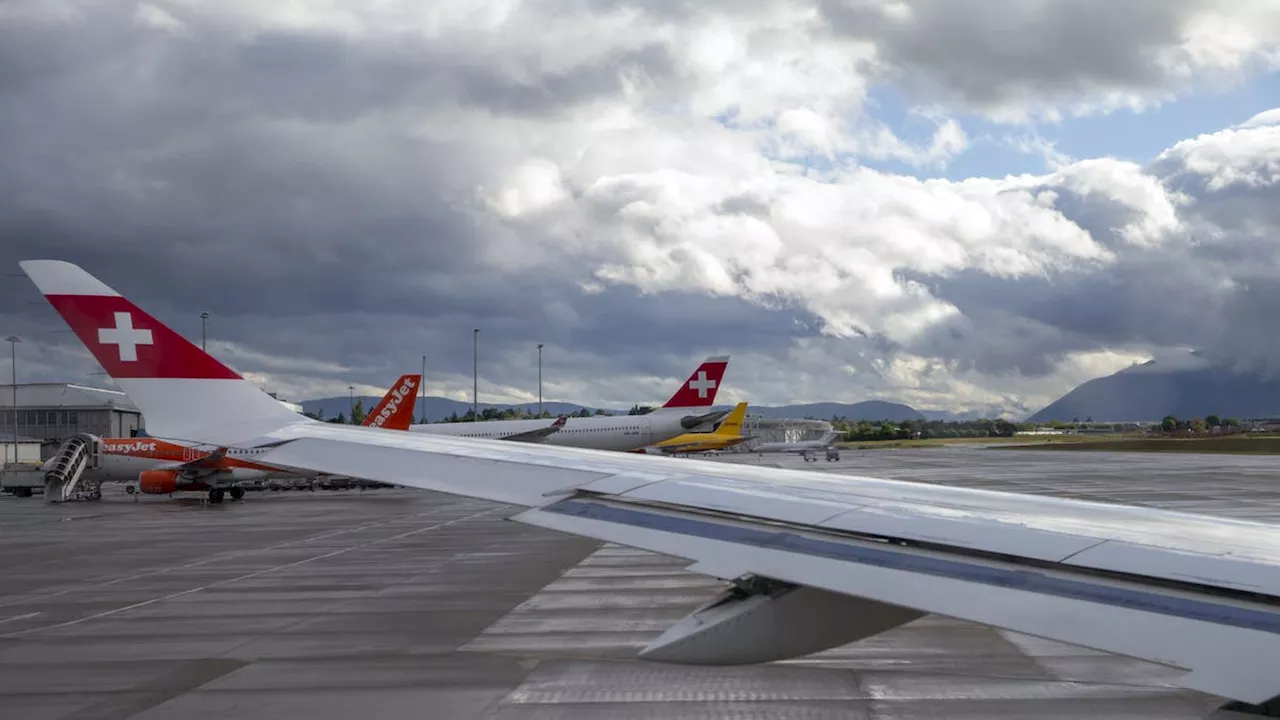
362,374,422,431
21,260,307,442
660,355,730,410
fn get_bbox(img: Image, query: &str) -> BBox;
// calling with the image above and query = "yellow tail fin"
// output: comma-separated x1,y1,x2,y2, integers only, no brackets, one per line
714,402,749,436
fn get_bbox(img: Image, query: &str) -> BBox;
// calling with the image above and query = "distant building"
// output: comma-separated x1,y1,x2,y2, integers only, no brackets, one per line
736,416,835,450
0,384,144,449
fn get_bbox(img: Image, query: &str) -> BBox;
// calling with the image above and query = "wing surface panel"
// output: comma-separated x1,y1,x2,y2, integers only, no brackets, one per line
513,496,1280,704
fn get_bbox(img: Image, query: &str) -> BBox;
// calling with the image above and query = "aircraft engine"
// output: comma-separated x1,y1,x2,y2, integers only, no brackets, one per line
680,410,727,430
638,575,924,665
138,469,181,495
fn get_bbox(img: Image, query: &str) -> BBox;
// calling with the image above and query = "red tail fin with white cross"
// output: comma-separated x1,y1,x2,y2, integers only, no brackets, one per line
660,355,730,409
21,260,306,442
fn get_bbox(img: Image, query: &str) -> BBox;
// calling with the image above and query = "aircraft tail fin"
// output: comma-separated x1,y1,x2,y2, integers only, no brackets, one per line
713,402,748,436
362,374,422,430
660,355,730,410
20,260,308,443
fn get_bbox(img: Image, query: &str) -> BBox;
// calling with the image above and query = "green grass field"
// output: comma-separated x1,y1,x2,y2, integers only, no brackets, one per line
1000,435,1280,454
834,435,1124,451
834,434,1280,454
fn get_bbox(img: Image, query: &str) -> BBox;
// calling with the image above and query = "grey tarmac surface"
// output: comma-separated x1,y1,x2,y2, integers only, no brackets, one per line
1,446,1274,719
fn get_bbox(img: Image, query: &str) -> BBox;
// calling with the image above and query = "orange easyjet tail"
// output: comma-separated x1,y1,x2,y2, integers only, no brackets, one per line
362,374,422,430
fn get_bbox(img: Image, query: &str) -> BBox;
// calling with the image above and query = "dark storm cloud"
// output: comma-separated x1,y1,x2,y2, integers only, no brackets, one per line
0,2,696,402
0,1,667,308
817,0,1209,110
898,252,1213,377
4,0,1279,416
898,161,1280,380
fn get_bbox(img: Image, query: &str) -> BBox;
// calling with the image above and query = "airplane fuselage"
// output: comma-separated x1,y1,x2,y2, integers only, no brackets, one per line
47,438,310,490
410,410,700,451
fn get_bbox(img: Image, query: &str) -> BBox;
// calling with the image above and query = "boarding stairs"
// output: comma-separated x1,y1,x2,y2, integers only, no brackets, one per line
43,434,102,503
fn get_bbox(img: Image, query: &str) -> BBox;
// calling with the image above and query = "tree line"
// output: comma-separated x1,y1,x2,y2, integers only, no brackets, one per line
830,417,1025,441
1158,415,1245,434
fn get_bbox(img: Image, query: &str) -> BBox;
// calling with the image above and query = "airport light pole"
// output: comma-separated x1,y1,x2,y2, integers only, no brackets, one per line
537,343,543,417
348,385,354,425
472,329,479,421
5,336,19,466
200,311,209,351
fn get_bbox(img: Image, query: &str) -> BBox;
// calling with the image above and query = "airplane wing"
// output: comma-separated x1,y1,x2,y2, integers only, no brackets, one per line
497,414,569,443
22,259,1280,713
149,446,236,478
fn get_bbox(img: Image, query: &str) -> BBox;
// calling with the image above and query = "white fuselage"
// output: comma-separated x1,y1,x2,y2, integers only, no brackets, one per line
50,444,308,486
408,410,706,451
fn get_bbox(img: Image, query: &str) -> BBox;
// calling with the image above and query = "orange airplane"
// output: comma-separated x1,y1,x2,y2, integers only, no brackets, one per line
48,374,422,503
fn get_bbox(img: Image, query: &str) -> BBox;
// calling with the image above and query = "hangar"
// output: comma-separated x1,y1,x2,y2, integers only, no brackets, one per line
0,383,144,450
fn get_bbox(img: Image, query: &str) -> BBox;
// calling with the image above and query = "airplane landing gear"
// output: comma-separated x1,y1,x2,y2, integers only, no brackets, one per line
229,486,244,501
208,488,225,503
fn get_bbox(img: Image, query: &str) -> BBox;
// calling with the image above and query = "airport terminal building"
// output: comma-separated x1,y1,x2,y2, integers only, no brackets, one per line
0,383,144,449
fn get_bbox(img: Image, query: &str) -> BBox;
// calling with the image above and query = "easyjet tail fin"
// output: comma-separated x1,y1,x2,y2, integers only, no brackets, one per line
21,260,309,444
660,355,730,410
362,374,422,430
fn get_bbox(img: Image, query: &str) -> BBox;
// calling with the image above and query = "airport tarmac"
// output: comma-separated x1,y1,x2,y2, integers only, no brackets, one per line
1,447,1274,719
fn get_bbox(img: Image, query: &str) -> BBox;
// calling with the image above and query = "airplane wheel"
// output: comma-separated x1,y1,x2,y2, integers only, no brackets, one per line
209,488,225,503
229,487,244,500
125,485,135,494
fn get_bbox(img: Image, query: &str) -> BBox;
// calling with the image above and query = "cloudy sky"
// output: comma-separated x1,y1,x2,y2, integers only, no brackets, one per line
2,0,1279,418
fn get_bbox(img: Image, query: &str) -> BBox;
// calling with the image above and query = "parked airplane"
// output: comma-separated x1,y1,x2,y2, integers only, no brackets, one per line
45,374,425,502
409,356,732,451
640,402,752,455
27,259,1280,715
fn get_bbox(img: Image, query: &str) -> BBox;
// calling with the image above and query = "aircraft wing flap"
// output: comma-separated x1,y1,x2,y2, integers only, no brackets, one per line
817,505,1106,563
613,475,1280,591
575,471,676,496
1062,540,1280,597
618,477,856,526
513,495,1280,705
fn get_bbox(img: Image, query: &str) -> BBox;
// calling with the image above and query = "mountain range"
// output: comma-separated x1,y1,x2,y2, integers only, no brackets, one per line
299,396,930,423
1028,354,1280,422
303,355,1280,425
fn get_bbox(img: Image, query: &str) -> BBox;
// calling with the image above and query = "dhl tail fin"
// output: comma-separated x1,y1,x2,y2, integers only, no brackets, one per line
362,374,422,430
713,402,748,436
